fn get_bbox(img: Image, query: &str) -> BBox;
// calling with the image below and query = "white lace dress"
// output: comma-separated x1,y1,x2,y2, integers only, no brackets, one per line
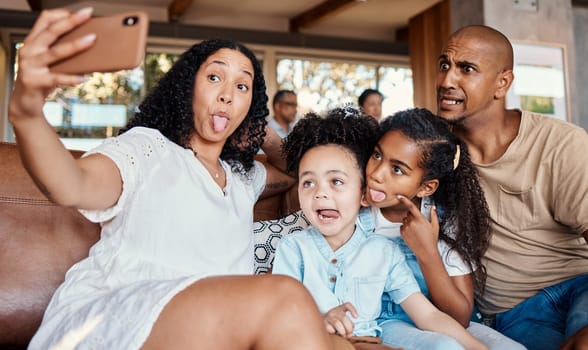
28,127,266,350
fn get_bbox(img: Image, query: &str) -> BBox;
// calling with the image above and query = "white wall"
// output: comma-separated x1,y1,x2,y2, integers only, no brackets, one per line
573,5,588,130
483,0,583,129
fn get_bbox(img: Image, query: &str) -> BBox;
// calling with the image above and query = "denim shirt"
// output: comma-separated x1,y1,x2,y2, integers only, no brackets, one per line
272,208,420,336
358,199,471,324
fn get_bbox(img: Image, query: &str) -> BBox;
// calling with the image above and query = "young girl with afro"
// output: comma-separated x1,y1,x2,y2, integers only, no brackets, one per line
362,108,526,349
9,7,332,349
273,106,487,350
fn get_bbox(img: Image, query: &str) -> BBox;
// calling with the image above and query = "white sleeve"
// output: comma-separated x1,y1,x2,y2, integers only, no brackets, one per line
438,240,473,276
251,160,267,200
79,127,168,223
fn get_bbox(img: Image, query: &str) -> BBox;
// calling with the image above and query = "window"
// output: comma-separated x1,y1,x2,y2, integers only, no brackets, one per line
144,52,179,94
12,41,179,150
42,66,144,150
276,57,413,117
9,39,412,149
378,65,414,116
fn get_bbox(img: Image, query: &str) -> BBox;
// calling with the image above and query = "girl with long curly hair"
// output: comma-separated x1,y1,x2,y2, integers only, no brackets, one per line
362,108,525,349
9,8,332,350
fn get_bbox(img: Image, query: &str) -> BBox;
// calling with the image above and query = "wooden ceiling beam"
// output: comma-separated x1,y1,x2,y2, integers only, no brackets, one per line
26,0,43,12
572,0,588,6
290,0,358,32
168,0,193,22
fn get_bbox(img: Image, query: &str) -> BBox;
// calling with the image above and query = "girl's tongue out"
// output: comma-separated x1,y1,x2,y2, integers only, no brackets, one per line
213,115,228,132
318,209,339,220
369,189,386,202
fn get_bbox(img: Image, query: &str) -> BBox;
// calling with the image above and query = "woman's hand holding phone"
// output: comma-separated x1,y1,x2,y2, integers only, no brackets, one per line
10,8,149,123
10,7,95,121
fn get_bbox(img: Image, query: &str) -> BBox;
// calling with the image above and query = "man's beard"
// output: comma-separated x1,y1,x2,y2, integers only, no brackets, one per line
446,115,467,127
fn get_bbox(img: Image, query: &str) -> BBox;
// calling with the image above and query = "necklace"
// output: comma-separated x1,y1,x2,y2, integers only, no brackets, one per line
193,150,222,179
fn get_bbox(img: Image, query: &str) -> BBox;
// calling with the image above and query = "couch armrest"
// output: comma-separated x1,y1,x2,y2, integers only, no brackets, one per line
0,142,100,348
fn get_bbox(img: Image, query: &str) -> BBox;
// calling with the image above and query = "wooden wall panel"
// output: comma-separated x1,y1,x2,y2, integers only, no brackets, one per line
409,0,451,111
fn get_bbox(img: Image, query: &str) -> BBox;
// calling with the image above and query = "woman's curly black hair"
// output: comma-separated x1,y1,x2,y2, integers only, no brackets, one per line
379,108,490,291
120,39,269,172
282,106,379,184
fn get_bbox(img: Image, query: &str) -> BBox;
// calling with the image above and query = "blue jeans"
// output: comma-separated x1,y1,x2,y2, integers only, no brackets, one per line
379,237,525,349
380,319,464,350
491,274,588,350
380,319,526,350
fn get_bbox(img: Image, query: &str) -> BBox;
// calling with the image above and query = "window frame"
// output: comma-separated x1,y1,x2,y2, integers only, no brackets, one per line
1,33,411,144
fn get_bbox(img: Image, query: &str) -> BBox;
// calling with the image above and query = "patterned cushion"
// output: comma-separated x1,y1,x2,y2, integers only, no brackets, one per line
253,210,309,274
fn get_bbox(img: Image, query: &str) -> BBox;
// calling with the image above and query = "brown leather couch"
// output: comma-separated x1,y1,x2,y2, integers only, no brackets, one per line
0,142,296,349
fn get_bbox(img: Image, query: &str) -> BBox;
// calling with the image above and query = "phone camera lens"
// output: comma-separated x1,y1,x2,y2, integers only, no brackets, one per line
123,16,138,26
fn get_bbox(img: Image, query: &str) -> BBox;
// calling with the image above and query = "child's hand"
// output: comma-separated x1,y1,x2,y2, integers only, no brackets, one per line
397,195,439,258
323,302,358,338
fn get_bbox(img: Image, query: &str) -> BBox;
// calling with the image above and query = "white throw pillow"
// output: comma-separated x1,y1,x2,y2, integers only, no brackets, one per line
253,210,309,274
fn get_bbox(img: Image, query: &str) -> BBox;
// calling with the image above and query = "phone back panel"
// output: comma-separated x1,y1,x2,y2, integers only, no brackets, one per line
49,11,149,74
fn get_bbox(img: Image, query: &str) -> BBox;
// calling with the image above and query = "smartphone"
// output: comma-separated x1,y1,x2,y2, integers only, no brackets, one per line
49,11,149,74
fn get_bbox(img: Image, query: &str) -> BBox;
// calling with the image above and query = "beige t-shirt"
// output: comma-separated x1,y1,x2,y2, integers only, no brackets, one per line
475,111,588,315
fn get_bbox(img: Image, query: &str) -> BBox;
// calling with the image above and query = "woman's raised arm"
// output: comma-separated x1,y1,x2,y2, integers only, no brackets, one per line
9,8,122,210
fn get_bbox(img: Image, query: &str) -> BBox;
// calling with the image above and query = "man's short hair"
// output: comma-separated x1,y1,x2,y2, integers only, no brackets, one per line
273,90,296,106
358,89,383,107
